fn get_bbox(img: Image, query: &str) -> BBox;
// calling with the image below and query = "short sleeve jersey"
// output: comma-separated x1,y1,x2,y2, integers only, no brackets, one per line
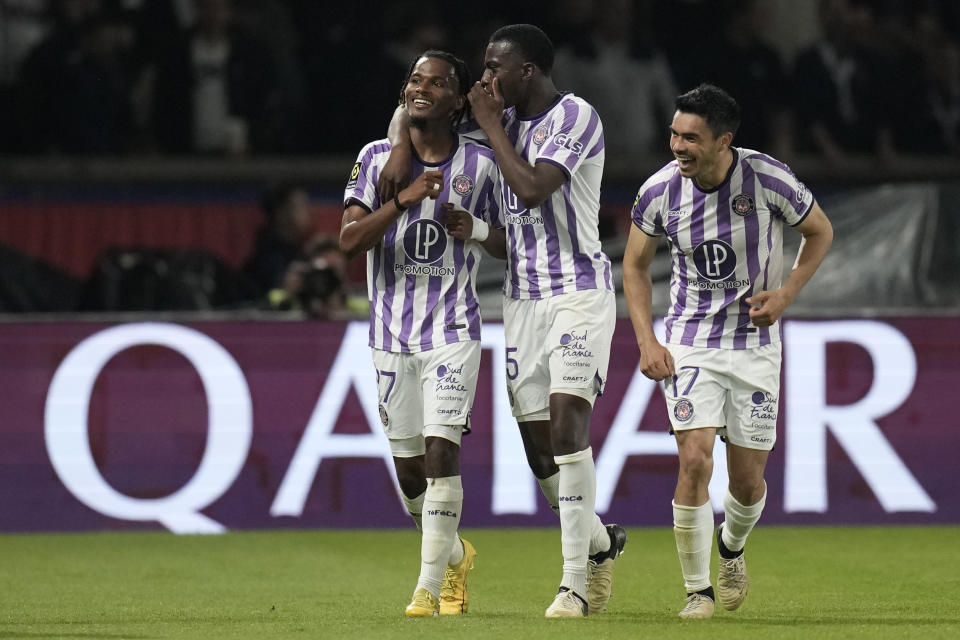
631,147,815,349
463,93,613,299
344,135,502,353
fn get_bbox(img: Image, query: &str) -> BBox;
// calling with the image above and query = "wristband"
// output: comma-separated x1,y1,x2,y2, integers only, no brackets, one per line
393,194,408,211
470,217,490,242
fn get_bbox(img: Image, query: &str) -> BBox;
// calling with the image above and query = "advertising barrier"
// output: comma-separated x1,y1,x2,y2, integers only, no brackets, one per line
1,318,955,533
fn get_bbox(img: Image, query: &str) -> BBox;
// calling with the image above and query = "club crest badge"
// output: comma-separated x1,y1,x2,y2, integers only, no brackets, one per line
532,124,550,146
452,173,474,196
673,398,694,422
732,194,755,216
379,404,389,426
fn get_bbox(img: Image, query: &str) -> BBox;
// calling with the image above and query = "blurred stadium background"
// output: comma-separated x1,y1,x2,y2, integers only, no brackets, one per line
0,0,957,547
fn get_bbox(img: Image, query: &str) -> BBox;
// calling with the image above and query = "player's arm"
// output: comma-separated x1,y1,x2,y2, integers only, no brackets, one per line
468,79,566,208
622,224,674,381
441,204,507,259
340,169,443,260
747,202,833,327
376,106,412,203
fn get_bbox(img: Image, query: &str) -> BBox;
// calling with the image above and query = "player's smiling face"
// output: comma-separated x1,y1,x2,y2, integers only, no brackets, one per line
404,57,462,125
669,111,730,189
481,41,525,108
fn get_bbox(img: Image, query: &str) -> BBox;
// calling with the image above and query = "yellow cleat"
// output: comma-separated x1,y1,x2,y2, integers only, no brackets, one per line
439,538,477,615
404,588,439,617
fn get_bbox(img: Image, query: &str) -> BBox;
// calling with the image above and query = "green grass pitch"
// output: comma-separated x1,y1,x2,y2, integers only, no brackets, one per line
1,526,957,639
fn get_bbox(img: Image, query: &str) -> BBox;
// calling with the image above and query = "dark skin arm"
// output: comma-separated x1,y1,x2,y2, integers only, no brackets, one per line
377,106,412,203
467,77,566,209
442,203,507,259
340,169,443,260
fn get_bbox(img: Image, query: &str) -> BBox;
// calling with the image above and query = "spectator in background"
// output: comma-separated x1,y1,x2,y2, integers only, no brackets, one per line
792,0,895,165
0,0,49,151
553,0,677,158
268,236,350,319
702,0,791,158
243,182,314,297
13,0,133,153
150,0,284,154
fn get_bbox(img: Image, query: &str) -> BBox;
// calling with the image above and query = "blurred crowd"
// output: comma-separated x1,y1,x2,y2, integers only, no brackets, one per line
1,0,959,164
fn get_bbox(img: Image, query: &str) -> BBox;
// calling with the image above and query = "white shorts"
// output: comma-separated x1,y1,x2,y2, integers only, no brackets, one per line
502,289,615,418
371,341,480,453
663,342,781,451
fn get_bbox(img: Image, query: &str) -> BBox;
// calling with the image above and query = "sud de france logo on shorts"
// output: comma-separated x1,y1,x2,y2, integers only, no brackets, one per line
673,398,694,422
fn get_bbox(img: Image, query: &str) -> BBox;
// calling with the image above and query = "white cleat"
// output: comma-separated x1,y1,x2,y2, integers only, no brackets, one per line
678,592,715,619
544,587,587,618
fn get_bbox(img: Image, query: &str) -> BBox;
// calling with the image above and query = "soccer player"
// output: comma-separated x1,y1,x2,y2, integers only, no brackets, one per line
382,24,628,618
340,50,505,618
622,84,834,619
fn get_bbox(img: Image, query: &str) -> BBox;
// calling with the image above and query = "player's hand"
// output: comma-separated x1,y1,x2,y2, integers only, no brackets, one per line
639,341,675,382
377,145,412,203
442,203,473,240
746,289,789,327
396,170,444,208
468,78,504,130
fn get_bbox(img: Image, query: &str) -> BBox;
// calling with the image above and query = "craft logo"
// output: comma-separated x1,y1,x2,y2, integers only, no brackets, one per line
733,194,755,216
452,173,474,196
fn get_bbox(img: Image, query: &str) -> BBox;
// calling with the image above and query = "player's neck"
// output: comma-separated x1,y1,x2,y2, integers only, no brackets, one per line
516,78,561,118
410,124,456,163
695,148,735,191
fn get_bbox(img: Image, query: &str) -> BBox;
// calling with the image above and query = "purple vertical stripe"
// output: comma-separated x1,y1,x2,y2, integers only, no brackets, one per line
540,193,564,294
436,238,466,347
735,162,761,349
680,188,710,346
460,145,479,210
664,175,685,342
758,220,776,346
464,253,481,340
707,180,734,348
379,221,397,352
520,222,540,297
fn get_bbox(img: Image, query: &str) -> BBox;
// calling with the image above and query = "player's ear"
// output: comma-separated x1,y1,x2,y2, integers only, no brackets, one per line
455,94,465,111
521,61,536,81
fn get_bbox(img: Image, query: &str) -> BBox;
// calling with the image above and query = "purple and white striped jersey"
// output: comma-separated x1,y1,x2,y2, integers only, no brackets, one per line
463,93,613,299
632,147,815,350
344,135,502,353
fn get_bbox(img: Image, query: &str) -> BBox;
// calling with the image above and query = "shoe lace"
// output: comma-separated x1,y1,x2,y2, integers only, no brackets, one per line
440,567,457,600
719,556,747,589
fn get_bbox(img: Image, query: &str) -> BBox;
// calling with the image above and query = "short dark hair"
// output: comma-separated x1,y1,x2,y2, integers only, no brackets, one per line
399,49,473,126
489,23,554,75
675,83,741,140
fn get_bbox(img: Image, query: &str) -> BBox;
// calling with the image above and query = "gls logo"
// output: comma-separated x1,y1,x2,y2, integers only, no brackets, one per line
552,133,583,155
402,218,447,264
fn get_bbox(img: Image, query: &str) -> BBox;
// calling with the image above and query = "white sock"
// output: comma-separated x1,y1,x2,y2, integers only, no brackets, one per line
554,448,595,598
447,535,464,567
416,476,462,598
673,500,714,593
537,473,561,516
402,490,425,531
721,484,766,553
539,471,609,556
